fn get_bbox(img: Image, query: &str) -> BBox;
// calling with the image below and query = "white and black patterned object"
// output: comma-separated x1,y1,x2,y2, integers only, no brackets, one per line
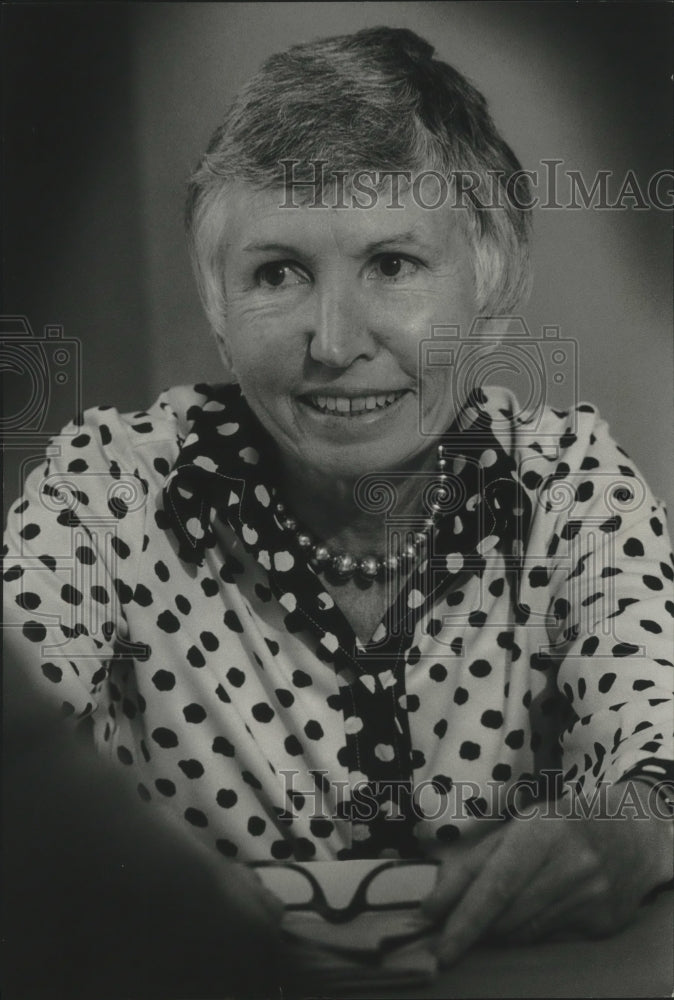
162,386,532,855
3,383,673,862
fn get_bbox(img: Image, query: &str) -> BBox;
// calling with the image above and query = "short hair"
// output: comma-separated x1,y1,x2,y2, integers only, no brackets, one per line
186,26,533,338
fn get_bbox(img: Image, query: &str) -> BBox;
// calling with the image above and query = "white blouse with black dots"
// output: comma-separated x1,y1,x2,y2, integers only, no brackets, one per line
3,383,673,862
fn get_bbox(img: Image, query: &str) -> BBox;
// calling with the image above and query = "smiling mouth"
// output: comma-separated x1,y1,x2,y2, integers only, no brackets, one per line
301,390,408,416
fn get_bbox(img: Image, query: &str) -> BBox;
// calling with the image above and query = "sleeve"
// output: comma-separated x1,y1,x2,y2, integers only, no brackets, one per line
521,405,674,800
2,407,150,723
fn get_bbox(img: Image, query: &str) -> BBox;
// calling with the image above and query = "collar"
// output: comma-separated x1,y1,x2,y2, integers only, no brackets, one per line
161,383,531,661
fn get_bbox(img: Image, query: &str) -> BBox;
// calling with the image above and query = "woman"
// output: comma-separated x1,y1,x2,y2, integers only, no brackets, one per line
4,26,673,971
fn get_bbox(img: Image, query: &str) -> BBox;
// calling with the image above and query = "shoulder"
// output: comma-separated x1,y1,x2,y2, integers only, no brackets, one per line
482,387,639,486
44,383,239,482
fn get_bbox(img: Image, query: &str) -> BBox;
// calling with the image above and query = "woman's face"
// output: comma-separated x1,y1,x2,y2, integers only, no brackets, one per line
219,183,480,482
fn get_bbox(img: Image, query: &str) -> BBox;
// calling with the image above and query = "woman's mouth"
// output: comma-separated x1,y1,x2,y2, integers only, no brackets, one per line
301,390,408,416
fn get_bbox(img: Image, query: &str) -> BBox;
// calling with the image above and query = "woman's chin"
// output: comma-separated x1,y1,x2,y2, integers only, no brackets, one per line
288,392,434,482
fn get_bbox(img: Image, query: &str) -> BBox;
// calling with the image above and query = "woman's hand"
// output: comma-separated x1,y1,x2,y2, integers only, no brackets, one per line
421,782,673,966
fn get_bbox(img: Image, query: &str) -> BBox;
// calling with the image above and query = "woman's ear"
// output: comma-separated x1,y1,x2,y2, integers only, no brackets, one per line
214,330,235,375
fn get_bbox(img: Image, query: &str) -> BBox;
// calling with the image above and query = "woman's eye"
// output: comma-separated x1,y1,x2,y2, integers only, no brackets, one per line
256,262,307,289
371,254,418,280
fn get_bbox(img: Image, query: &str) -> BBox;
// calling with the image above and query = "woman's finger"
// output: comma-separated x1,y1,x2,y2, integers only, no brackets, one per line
421,828,504,921
488,833,600,937
434,823,550,966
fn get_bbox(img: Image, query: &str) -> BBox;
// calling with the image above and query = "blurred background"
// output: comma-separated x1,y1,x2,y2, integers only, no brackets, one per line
3,1,673,511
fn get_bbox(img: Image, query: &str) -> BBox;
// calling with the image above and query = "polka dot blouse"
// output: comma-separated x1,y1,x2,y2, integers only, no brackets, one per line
3,383,673,862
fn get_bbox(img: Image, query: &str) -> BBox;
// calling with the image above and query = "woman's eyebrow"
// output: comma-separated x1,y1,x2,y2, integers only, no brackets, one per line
241,241,303,255
362,231,437,254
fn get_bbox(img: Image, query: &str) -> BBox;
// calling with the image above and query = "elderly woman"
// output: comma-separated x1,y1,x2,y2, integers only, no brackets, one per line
4,26,673,976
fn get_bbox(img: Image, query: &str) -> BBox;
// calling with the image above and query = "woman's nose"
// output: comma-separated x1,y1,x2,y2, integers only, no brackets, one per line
308,286,377,368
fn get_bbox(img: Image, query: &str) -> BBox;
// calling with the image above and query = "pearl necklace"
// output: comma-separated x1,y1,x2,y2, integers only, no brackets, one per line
274,445,450,581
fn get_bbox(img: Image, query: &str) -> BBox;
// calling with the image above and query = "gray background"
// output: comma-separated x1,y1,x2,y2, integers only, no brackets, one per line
3,1,673,512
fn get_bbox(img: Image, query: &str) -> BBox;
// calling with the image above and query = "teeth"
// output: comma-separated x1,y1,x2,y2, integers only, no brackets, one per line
307,392,404,415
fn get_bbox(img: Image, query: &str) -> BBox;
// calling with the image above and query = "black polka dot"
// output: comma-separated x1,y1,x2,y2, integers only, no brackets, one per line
623,538,644,557
252,702,274,723
248,816,266,836
505,730,524,749
453,687,469,705
175,594,191,614
152,727,178,748
185,808,208,827
223,610,243,633
227,667,245,687
154,560,170,582
20,523,41,540
292,670,312,688
429,663,447,682
179,759,205,779
117,746,133,765
310,819,334,838
468,611,487,627
23,621,46,643
216,788,238,808
216,839,238,857
61,584,83,606
436,824,460,843
201,578,219,597
459,741,480,760
469,659,491,678
157,610,180,633
276,688,294,708
133,583,153,606
575,481,594,502
650,516,663,537
492,763,511,781
528,566,549,588
213,736,235,757
271,839,293,859
304,720,324,740
183,703,206,723
111,537,131,560
640,619,662,634
434,719,448,738
284,735,303,756
612,642,639,657
152,669,176,691
41,662,62,683
155,778,176,796
75,545,96,565
481,710,503,729
16,591,41,610
581,636,599,656
200,631,219,651
643,575,663,591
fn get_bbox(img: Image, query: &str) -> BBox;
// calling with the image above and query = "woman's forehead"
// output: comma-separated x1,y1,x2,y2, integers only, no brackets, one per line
221,183,467,260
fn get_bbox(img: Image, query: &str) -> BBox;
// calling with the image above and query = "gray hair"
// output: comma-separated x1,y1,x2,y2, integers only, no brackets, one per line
186,27,533,337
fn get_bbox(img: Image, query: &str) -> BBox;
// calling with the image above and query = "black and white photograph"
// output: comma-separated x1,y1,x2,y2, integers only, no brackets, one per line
2,3,673,998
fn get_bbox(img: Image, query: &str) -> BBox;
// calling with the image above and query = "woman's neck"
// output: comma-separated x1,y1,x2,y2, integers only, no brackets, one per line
275,451,437,557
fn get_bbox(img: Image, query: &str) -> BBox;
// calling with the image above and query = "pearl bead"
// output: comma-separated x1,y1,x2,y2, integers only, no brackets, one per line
275,501,286,515
311,544,330,565
383,553,400,573
296,532,313,549
357,555,380,579
281,515,298,532
333,553,356,578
